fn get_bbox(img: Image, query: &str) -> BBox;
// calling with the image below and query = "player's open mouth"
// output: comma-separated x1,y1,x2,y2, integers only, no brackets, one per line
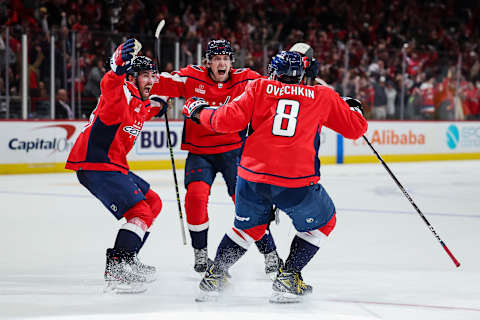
218,70,226,75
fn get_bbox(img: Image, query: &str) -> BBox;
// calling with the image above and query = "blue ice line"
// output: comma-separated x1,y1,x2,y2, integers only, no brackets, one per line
1,190,478,219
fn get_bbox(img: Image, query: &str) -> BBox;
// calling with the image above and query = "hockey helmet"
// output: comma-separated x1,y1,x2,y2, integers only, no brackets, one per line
289,42,314,61
205,39,235,62
290,42,319,80
127,56,157,76
268,51,305,84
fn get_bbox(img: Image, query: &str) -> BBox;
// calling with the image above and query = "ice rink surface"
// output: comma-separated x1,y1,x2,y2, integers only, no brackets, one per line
1,160,479,320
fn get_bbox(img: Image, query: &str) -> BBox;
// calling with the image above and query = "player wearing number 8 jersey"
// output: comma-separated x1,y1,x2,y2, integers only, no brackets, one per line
151,39,281,278
184,51,368,303
195,63,366,187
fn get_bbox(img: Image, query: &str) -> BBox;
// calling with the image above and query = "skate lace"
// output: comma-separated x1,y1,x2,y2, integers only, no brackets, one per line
131,256,155,274
201,265,227,291
294,272,308,293
277,269,307,294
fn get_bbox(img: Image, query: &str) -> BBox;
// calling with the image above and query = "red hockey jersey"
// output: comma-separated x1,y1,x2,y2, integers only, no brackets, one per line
65,71,161,174
150,65,261,154
199,78,368,187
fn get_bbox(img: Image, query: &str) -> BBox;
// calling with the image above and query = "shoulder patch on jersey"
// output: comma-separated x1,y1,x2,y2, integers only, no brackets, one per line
233,68,247,74
190,65,204,72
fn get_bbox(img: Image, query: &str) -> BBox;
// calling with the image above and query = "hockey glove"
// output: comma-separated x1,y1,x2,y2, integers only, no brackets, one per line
305,58,320,79
183,97,209,124
110,38,142,75
150,95,169,117
342,97,364,115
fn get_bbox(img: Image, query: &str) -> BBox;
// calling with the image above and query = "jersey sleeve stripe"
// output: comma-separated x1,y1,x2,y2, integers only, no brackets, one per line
226,78,258,90
123,84,133,104
159,72,188,84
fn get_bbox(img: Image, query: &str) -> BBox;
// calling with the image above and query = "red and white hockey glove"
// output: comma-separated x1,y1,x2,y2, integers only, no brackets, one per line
342,97,364,115
110,38,142,75
183,97,209,124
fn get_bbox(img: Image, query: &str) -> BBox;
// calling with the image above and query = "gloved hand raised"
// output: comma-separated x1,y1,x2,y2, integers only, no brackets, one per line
183,97,209,124
110,38,142,75
342,97,364,115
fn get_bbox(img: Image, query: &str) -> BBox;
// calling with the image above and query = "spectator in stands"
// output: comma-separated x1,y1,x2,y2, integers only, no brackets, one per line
371,76,388,119
385,79,397,119
83,58,104,100
55,88,73,119
2,0,480,122
418,76,436,120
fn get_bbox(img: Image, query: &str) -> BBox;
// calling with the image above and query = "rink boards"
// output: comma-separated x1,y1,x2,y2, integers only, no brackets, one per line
0,120,479,174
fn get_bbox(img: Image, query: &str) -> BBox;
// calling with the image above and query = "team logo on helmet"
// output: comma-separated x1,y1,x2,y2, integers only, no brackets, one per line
206,39,235,62
268,51,305,84
128,56,157,76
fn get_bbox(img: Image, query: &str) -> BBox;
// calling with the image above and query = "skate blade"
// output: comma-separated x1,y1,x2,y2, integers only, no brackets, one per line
269,291,302,304
104,281,147,294
195,289,221,302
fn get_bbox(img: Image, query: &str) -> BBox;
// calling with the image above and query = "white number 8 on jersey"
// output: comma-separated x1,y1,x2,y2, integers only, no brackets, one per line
272,99,300,137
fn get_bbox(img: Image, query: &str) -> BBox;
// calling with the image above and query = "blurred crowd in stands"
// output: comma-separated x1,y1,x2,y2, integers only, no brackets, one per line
0,0,479,120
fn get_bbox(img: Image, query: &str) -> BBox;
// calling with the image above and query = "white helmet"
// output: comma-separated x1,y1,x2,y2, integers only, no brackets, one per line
289,42,314,61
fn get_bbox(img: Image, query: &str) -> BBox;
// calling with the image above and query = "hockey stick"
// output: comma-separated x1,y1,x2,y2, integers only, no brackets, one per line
314,75,459,266
154,20,187,245
362,135,460,267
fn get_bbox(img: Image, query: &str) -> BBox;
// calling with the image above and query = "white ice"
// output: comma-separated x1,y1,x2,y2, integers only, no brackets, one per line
1,160,479,320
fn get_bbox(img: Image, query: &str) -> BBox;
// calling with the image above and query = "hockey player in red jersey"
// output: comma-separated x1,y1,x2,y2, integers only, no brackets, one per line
65,39,168,293
183,51,368,303
150,39,281,278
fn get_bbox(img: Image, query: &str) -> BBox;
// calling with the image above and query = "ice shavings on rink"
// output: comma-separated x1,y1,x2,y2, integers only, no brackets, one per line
1,160,479,320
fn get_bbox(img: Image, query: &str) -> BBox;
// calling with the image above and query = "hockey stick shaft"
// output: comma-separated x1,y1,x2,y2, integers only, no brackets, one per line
164,113,187,245
154,20,187,245
362,135,460,267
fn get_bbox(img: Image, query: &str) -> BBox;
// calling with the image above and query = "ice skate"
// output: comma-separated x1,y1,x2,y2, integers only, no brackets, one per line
195,264,228,302
130,254,157,283
264,250,283,281
104,249,147,294
269,268,313,303
194,248,231,278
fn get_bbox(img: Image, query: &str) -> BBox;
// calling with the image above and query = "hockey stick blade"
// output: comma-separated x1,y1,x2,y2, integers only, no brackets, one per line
155,20,165,39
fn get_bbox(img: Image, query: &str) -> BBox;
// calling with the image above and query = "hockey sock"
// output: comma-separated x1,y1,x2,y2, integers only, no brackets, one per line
114,229,143,253
189,228,208,249
254,227,276,254
136,231,150,254
284,235,319,272
214,235,247,272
